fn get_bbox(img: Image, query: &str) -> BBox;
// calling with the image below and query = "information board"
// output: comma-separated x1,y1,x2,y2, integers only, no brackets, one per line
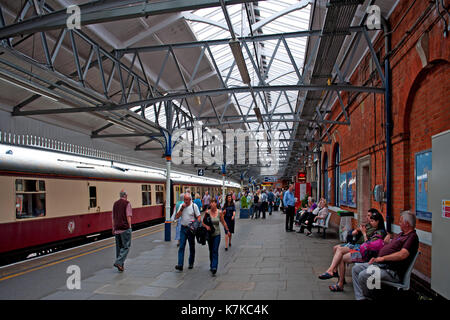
415,150,432,220
339,172,347,205
347,170,357,207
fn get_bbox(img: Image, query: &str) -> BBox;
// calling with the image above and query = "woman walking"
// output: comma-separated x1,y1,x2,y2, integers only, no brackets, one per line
202,199,230,275
222,194,236,250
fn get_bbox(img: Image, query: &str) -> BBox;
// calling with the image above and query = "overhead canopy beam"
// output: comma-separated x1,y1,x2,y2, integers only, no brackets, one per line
114,28,367,55
12,84,384,116
0,0,259,40
91,133,164,139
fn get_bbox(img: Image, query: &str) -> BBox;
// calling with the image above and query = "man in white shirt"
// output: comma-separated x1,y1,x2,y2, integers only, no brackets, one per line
175,193,201,271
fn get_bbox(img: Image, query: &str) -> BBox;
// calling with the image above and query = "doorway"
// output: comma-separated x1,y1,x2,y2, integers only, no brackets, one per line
357,156,371,225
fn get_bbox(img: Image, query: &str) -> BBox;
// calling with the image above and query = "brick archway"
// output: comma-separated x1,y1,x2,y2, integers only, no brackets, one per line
403,60,450,225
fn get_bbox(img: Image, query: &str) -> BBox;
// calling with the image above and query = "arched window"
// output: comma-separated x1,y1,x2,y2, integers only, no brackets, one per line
323,153,328,202
334,144,340,206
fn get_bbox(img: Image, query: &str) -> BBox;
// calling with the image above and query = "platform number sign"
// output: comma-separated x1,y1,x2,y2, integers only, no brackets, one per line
197,169,205,177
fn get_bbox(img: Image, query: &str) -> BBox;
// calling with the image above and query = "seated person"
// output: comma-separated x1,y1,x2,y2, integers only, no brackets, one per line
32,197,45,217
319,210,387,292
352,211,419,300
302,198,329,235
297,198,317,228
330,208,379,258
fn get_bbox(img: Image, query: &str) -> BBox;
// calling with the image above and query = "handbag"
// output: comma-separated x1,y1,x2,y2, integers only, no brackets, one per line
188,218,201,236
187,204,201,235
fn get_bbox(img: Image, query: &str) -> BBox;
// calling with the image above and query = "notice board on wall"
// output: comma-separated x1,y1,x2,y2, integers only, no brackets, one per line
347,170,357,207
339,172,347,205
415,150,432,220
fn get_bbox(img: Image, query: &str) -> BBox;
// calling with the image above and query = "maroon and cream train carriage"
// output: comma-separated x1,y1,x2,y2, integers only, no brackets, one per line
0,144,240,258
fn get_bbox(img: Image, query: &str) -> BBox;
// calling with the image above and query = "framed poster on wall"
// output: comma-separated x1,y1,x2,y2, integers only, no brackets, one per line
347,170,357,207
339,172,347,205
415,150,432,220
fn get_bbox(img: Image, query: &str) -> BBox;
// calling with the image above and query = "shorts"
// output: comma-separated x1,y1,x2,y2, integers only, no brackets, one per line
350,249,365,263
340,243,361,250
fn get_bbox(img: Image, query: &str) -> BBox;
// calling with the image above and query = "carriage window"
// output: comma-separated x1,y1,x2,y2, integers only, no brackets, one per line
142,185,152,205
15,179,46,219
155,185,164,204
89,186,97,208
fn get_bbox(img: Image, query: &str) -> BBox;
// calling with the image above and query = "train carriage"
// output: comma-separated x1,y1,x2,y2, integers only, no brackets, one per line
0,144,240,260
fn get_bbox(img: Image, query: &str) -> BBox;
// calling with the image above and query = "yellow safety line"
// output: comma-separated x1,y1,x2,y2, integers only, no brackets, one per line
0,227,165,282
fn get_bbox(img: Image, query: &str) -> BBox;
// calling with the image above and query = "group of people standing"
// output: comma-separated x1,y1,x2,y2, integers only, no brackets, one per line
244,188,280,219
173,190,236,275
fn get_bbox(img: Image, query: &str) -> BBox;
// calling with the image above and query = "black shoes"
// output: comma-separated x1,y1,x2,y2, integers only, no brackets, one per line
210,269,217,275
188,264,194,269
175,265,183,271
114,263,124,272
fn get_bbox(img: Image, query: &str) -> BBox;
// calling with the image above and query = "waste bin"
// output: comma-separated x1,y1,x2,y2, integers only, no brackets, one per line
337,210,354,242
239,208,250,219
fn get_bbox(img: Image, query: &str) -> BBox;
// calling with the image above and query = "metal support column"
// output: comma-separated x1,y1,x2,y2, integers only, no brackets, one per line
221,164,227,207
165,153,172,241
164,100,173,241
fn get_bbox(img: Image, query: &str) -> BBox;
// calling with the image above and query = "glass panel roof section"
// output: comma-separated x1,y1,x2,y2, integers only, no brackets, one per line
187,1,311,163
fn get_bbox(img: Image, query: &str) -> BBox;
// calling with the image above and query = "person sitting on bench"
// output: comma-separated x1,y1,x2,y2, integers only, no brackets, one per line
296,198,317,232
300,198,329,236
318,209,387,292
351,210,419,300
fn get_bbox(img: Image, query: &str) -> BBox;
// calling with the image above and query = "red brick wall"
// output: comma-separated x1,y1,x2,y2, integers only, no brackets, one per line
315,1,450,282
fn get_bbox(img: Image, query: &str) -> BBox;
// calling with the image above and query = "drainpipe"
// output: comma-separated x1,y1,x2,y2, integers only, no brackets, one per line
382,17,393,233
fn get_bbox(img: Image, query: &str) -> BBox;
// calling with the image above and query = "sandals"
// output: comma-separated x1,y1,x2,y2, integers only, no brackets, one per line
329,284,344,292
318,272,334,280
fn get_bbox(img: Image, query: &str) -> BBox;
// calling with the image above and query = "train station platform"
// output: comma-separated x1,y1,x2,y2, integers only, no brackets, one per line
0,208,355,300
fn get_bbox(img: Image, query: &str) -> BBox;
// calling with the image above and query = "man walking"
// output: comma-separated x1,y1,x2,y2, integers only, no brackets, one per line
202,191,211,212
284,184,296,232
112,190,132,272
175,193,201,271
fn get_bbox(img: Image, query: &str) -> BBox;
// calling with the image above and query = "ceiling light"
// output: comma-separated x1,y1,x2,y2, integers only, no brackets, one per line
106,119,136,133
253,106,263,124
229,40,250,85
0,75,59,102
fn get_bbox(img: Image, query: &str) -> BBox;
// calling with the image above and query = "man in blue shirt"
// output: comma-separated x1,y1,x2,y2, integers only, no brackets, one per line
267,189,275,215
283,184,296,232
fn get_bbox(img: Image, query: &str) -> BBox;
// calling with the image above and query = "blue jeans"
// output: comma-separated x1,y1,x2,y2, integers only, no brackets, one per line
114,228,132,267
175,219,181,241
178,225,196,267
208,234,221,270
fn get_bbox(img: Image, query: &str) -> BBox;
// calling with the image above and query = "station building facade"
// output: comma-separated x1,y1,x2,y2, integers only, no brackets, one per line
306,1,449,288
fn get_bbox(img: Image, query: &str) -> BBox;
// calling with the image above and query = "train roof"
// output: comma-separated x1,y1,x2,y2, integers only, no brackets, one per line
0,144,240,188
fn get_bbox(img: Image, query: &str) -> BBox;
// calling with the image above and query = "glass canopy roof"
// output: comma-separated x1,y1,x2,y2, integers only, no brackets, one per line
188,1,311,163
131,1,312,171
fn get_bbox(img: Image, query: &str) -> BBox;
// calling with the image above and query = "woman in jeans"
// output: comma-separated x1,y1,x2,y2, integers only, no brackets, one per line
202,198,230,275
